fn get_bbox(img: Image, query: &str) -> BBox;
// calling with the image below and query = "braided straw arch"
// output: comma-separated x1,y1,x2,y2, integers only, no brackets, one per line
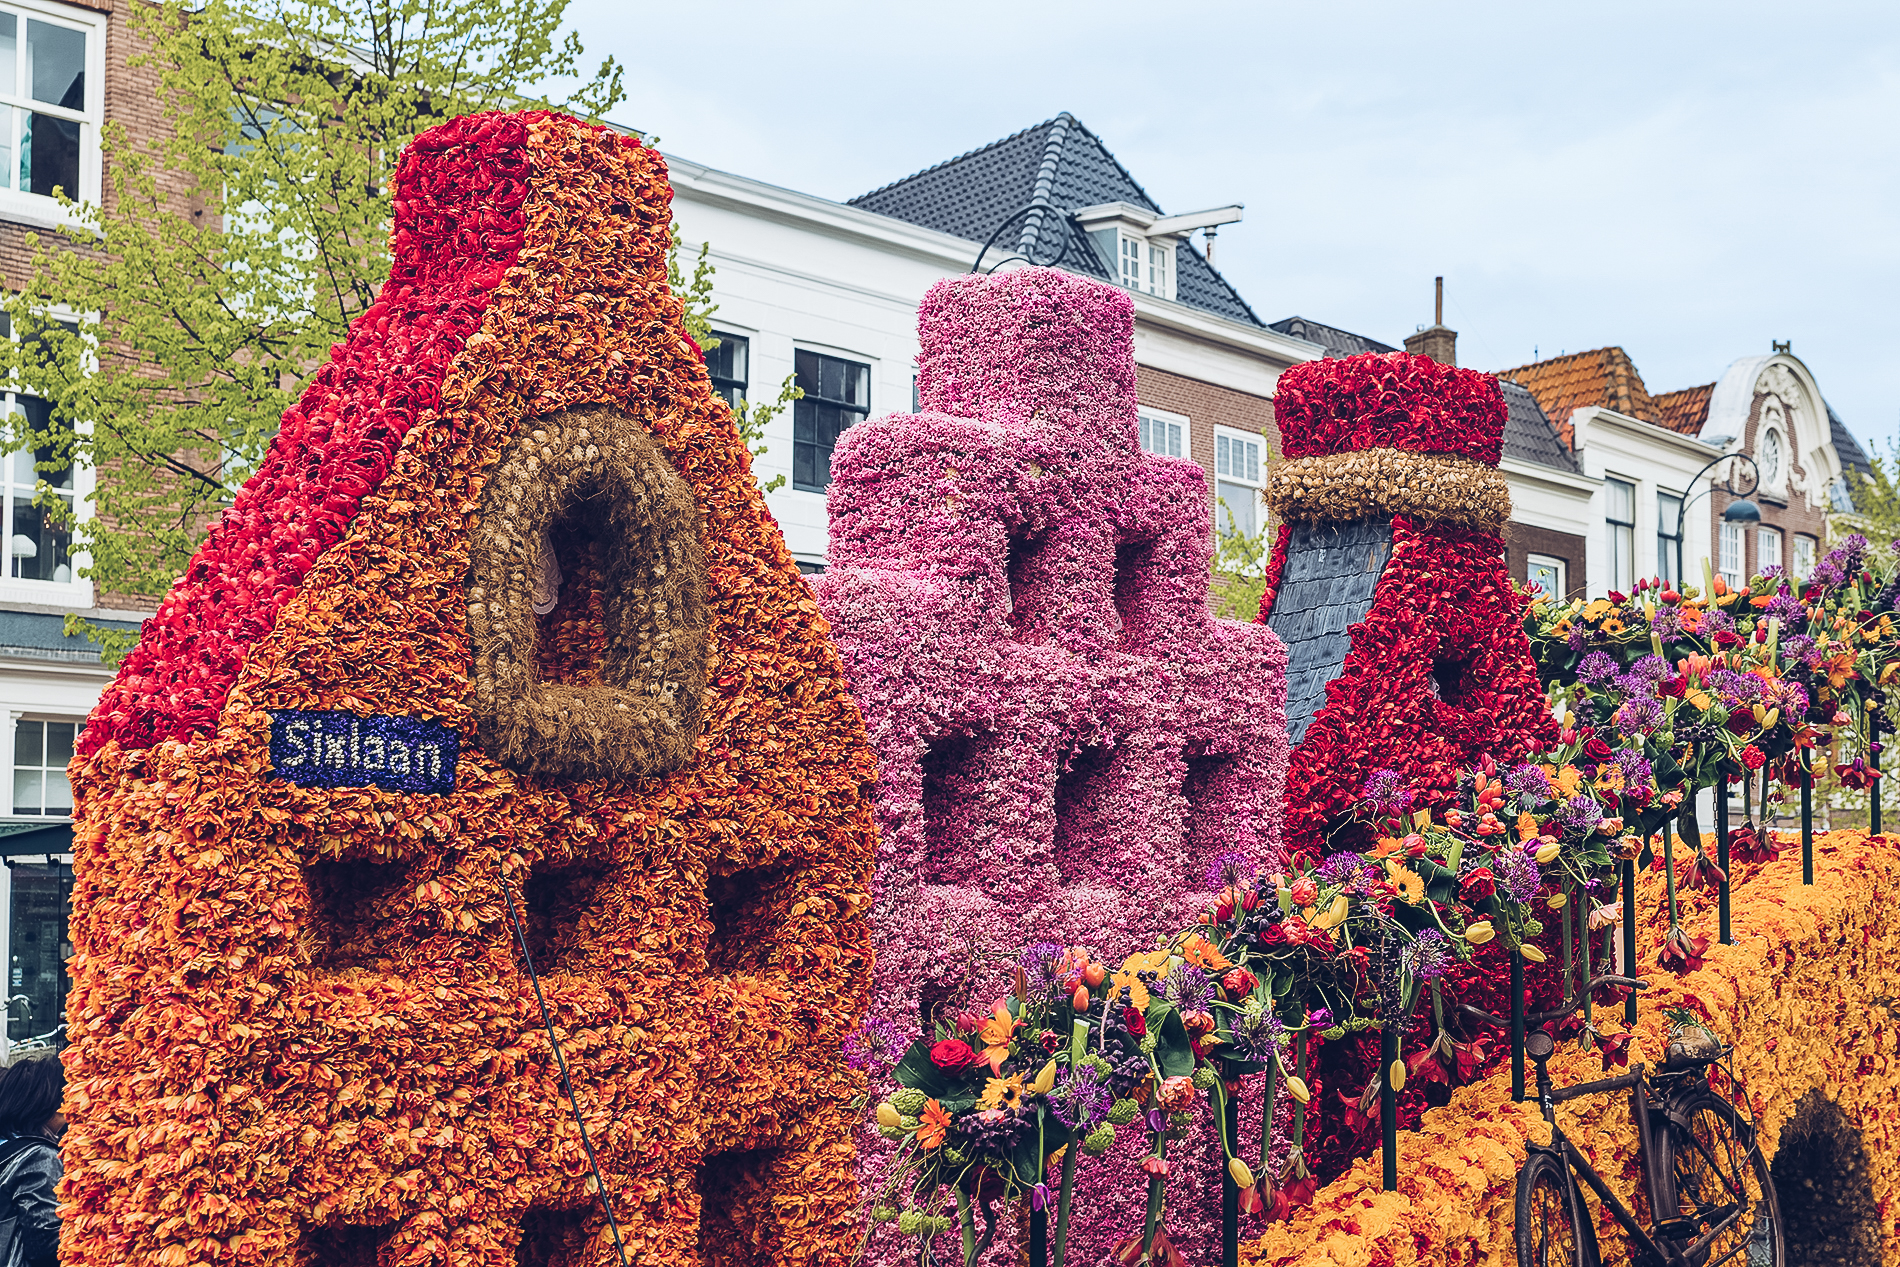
466,403,710,780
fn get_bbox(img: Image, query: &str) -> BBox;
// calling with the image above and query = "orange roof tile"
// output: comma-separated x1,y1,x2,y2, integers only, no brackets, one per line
1496,347,1659,448
1651,383,1715,437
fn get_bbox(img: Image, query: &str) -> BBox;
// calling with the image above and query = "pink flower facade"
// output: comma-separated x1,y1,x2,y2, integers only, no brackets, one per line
814,267,1289,1263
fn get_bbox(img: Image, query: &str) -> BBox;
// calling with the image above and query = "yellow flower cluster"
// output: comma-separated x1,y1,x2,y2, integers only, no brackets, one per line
1241,829,1900,1265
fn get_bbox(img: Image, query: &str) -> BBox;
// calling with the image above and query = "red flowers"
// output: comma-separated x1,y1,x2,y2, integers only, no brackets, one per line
1461,867,1498,902
1269,350,1507,464
1221,967,1259,996
1121,1006,1148,1037
1583,736,1614,761
930,1039,982,1070
1288,876,1318,907
1741,744,1767,769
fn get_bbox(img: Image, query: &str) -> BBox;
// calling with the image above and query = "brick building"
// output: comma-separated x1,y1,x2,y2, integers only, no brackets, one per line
0,0,158,1055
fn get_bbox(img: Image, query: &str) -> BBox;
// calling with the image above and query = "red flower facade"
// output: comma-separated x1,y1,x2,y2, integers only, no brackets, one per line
1258,352,1556,856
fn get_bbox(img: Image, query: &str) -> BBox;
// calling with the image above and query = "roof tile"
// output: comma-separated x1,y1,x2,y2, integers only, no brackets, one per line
1651,383,1714,436
1496,347,1660,447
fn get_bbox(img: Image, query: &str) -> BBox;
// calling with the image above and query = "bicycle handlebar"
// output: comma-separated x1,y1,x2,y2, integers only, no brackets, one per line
1457,974,1650,1032
1548,1064,1644,1104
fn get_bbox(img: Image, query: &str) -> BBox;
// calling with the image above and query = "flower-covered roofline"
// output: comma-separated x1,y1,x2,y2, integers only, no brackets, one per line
1273,351,1508,467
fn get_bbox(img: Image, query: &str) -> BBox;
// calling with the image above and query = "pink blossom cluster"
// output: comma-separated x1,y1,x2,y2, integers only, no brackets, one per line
814,267,1290,1267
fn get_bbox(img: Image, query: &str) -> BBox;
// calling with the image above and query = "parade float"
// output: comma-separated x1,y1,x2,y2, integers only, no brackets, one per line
54,106,1900,1267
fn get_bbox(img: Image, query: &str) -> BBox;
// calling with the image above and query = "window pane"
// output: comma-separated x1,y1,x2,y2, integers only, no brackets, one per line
794,349,818,395
1217,480,1256,537
25,111,78,198
10,494,72,581
1606,477,1634,524
1166,422,1182,458
45,722,73,765
14,719,39,767
26,20,84,110
1758,529,1782,570
8,862,72,1045
1242,439,1259,482
41,770,68,813
0,15,15,98
12,768,39,814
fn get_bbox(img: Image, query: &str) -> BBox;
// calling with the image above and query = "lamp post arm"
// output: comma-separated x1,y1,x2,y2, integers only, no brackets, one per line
1674,452,1762,556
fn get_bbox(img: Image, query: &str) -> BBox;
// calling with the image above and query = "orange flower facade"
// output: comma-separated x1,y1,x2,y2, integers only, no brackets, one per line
62,112,876,1266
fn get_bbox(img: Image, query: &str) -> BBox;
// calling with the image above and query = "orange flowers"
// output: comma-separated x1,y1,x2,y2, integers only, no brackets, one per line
978,999,1022,1075
918,1099,951,1150
1181,934,1232,972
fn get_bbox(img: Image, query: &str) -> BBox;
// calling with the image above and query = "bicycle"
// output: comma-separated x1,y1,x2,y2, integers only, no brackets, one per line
1464,974,1783,1267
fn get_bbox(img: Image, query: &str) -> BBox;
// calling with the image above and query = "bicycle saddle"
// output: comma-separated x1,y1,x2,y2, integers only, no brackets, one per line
1661,1028,1724,1068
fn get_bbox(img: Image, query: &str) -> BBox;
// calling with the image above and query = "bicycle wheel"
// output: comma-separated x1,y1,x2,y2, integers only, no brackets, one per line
1517,1151,1586,1267
1658,1090,1783,1267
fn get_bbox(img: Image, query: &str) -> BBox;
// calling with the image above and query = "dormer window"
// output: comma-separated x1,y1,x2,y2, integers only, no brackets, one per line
1076,200,1241,307
1115,232,1172,298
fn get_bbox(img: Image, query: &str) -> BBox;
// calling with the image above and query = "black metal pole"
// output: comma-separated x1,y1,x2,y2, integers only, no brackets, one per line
1510,954,1526,1102
1622,858,1638,1027
1029,1206,1047,1267
1801,748,1814,885
1717,774,1732,944
1223,1084,1239,1266
1381,1025,1399,1191
1872,706,1883,835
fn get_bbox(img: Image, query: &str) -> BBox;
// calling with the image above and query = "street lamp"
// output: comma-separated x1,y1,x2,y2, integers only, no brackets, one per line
1672,452,1762,585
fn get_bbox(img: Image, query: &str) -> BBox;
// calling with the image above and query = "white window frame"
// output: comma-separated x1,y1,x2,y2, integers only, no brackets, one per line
6,713,77,817
1757,526,1783,575
1213,424,1265,538
1792,534,1816,580
1604,475,1636,596
1136,405,1186,460
1526,553,1566,599
0,0,104,227
1719,520,1747,591
1116,231,1176,300
0,303,92,608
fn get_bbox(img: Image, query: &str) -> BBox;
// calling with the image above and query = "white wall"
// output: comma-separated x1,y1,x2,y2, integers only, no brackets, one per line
1570,407,1720,599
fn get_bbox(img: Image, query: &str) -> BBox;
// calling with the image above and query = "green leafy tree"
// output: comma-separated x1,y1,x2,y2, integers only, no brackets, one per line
0,0,622,656
1845,442,1900,548
1208,504,1270,620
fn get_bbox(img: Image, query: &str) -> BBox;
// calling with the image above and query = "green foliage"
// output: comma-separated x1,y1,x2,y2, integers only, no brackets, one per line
2,0,622,623
1208,501,1269,620
667,229,798,493
1846,442,1900,548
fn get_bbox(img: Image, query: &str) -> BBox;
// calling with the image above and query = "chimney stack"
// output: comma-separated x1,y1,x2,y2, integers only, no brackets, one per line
1403,275,1458,366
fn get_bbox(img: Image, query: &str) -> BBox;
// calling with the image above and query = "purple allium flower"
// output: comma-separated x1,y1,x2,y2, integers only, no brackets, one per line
1505,762,1552,800
1706,668,1762,704
1613,697,1662,735
1404,928,1453,983
1202,849,1255,892
1494,845,1543,904
1578,651,1619,686
1360,768,1413,816
1614,748,1653,790
1764,593,1805,625
843,1015,907,1072
1704,607,1735,635
1765,678,1809,718
1048,1062,1112,1130
1229,1005,1288,1063
1554,791,1603,839
1316,851,1370,888
1567,621,1591,652
1758,564,1784,581
1649,604,1682,638
1020,942,1067,994
1164,963,1214,1013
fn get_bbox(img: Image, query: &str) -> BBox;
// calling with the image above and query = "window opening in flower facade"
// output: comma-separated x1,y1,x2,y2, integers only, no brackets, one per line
0,9,91,202
1720,520,1747,590
705,331,747,409
6,858,69,1047
1656,489,1683,586
1052,743,1117,884
1215,425,1263,538
1137,406,1184,459
1526,553,1565,600
1605,475,1635,595
1758,526,1783,574
0,312,78,584
791,348,868,492
1793,534,1816,580
11,717,74,814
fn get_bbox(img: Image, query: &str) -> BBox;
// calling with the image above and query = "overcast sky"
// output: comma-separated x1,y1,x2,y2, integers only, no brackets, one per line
560,0,1899,455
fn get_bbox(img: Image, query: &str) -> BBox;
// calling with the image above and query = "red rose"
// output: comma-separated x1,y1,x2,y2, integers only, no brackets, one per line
1222,968,1259,996
1659,676,1686,698
1288,877,1317,907
1121,1006,1148,1037
1584,737,1613,761
1741,745,1766,770
1461,868,1497,901
930,1040,982,1070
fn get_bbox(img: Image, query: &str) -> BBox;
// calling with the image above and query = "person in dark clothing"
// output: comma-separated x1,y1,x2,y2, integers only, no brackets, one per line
0,1055,63,1267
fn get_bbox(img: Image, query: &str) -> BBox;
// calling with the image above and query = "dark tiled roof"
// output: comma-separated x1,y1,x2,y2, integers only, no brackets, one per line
1265,519,1394,745
849,114,1263,327
1265,316,1397,358
1497,348,1660,447
1652,383,1714,436
0,609,140,663
1828,399,1873,480
1497,379,1579,473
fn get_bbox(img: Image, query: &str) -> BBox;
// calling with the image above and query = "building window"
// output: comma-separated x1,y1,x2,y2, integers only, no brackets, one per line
791,349,869,493
11,717,76,815
1655,490,1683,586
1605,476,1635,595
1137,406,1185,459
1758,526,1782,575
0,7,97,204
1119,234,1142,290
1116,234,1174,299
1214,425,1263,538
7,858,70,1047
1793,534,1816,579
1720,521,1746,591
705,332,748,409
1526,553,1566,599
1758,427,1783,487
0,312,76,584
1148,241,1170,298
